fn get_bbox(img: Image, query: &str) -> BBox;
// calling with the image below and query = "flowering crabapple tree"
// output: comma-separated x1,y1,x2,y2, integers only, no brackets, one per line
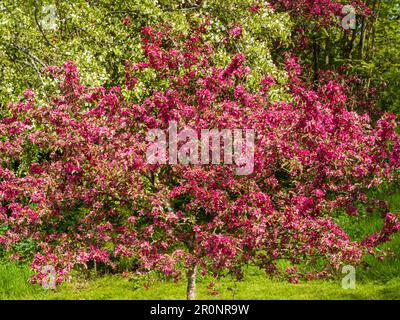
0,22,399,299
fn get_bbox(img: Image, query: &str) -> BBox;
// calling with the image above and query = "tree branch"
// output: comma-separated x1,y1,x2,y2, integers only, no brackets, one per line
33,0,58,49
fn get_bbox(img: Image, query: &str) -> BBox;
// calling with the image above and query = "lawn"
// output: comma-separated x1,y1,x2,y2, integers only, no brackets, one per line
1,262,399,300
1,191,399,300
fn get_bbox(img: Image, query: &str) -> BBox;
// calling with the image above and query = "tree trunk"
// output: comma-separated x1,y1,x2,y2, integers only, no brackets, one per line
325,37,332,68
312,37,319,83
186,264,197,300
359,15,367,60
345,28,357,59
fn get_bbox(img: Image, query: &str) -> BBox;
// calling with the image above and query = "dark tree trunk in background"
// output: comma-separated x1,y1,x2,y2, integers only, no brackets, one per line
345,28,357,59
359,15,367,59
313,38,319,82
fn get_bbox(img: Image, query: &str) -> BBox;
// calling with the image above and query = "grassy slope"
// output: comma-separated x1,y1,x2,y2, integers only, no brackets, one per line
1,192,399,300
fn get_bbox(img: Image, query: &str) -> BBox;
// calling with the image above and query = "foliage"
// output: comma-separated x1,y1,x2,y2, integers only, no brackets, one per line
0,22,399,294
270,0,400,116
0,0,399,300
0,0,291,109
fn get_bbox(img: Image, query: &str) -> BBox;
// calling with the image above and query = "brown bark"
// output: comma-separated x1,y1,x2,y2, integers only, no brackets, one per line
186,264,197,300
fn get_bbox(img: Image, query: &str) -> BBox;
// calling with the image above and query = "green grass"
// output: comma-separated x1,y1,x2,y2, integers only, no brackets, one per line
0,264,399,300
335,192,400,282
1,191,399,300
0,261,42,299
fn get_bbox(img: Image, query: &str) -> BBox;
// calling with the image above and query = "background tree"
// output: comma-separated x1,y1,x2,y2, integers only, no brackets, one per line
270,0,400,116
0,0,291,109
